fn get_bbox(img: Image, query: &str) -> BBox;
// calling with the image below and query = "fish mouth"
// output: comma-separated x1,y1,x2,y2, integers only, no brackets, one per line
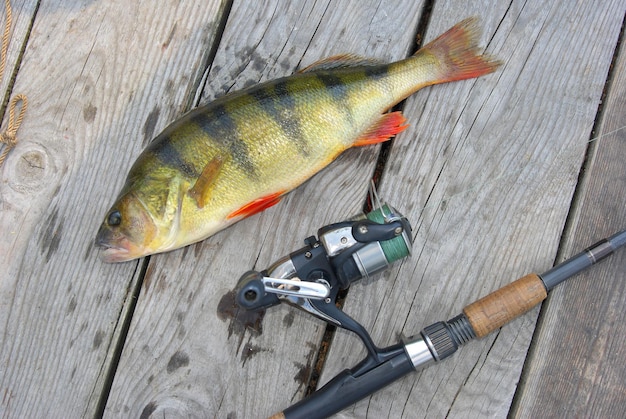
96,230,140,263
97,243,132,263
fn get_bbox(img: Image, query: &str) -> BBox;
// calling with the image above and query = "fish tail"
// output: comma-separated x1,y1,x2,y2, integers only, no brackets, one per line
417,17,501,84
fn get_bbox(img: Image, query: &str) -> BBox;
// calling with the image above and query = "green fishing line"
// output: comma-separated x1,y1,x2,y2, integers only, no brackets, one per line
366,204,410,263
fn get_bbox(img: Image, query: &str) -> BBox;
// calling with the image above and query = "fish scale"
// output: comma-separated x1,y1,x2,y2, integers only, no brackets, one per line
96,17,500,262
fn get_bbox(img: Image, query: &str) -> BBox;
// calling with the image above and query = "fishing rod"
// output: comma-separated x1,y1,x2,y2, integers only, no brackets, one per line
233,201,626,419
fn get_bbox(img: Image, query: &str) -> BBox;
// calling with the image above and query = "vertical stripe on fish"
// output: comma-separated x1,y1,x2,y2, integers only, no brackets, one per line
191,104,258,178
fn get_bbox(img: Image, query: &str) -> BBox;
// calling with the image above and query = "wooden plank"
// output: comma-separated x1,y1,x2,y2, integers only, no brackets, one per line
103,1,428,417
319,1,625,417
511,20,626,418
0,0,227,416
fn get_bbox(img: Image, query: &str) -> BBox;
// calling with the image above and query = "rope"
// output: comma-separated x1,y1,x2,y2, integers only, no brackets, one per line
0,93,27,165
0,0,28,168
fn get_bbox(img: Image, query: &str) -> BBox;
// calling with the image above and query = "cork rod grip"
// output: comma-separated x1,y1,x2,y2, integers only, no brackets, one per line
463,273,547,338
268,413,285,419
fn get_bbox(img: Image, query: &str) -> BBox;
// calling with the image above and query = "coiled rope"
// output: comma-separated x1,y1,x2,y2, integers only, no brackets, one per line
0,0,27,168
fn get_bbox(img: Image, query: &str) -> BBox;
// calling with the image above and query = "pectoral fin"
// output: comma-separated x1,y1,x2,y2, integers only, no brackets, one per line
227,191,285,220
354,111,408,146
188,155,224,208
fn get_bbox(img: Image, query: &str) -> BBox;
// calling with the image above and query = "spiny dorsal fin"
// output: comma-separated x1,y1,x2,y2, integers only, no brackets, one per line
298,54,382,73
188,155,224,208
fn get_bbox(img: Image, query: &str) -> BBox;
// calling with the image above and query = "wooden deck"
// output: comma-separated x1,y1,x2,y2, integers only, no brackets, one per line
1,1,625,417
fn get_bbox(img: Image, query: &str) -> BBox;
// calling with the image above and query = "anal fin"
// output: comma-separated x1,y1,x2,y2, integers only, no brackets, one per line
227,191,285,220
354,111,408,146
188,155,224,208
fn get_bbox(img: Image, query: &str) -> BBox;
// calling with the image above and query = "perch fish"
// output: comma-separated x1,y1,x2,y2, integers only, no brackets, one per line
96,18,500,262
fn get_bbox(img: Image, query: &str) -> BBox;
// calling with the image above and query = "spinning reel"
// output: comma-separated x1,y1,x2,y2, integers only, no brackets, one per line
235,202,412,358
231,197,626,419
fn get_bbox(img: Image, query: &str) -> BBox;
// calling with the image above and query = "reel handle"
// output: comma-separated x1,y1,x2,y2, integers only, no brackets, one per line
235,271,279,310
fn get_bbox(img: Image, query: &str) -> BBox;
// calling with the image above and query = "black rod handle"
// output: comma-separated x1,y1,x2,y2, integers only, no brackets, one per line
277,352,416,419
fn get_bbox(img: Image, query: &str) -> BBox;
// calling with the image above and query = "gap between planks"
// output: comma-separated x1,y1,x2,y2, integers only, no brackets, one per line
0,1,40,124
304,0,435,397
92,0,437,409
91,1,235,414
549,11,626,259
509,9,626,415
93,256,150,418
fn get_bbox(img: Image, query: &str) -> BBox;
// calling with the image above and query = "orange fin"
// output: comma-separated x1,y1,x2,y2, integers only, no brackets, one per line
227,191,285,220
419,17,501,83
188,155,224,208
354,111,408,146
298,54,381,73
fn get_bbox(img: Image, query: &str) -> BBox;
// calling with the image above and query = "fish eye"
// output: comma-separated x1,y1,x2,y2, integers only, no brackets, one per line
107,210,122,226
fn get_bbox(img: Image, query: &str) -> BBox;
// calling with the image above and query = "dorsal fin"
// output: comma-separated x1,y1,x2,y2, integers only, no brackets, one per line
298,54,382,73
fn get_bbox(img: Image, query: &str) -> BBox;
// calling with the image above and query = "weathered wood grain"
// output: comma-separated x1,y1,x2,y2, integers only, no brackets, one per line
104,1,427,417
0,0,227,416
2,1,624,418
0,0,41,259
511,19,626,417
320,1,625,417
